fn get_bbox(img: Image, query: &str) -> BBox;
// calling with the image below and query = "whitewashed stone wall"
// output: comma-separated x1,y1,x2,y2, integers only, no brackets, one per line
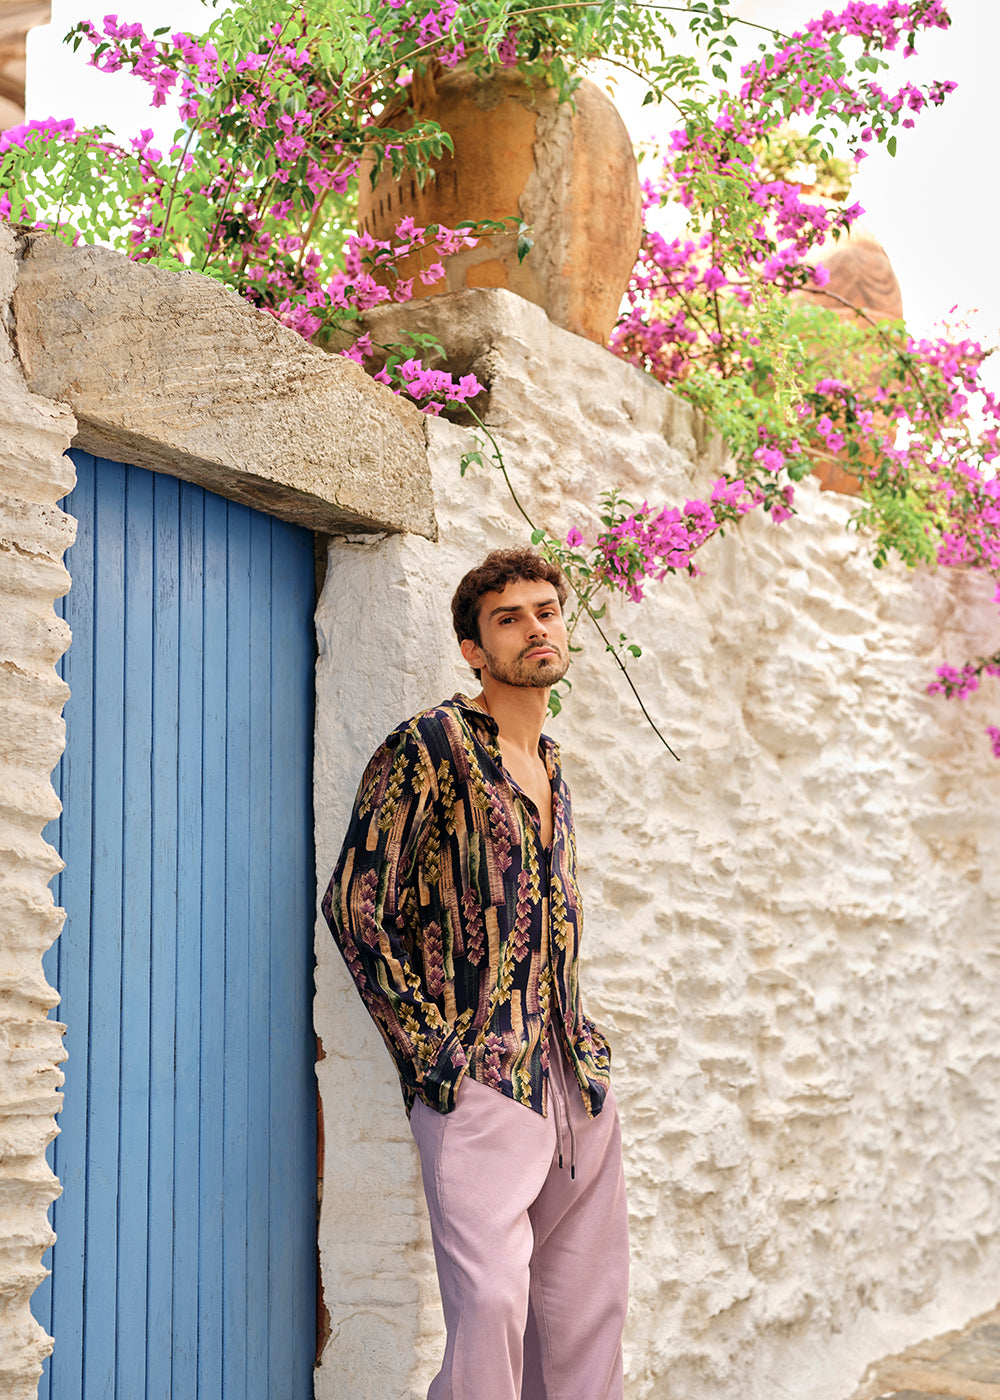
314,290,1000,1400
0,222,76,1399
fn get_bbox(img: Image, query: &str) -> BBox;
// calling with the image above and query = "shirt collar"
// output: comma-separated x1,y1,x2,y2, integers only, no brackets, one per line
450,692,560,769
451,691,498,733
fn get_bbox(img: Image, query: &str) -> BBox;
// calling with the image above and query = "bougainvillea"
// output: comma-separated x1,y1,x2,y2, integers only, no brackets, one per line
602,2,999,753
2,0,996,748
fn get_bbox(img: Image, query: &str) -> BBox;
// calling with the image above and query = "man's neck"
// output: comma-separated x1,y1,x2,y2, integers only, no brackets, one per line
474,679,549,755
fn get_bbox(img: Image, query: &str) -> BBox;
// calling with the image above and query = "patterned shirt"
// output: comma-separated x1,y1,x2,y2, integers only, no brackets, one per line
322,694,612,1118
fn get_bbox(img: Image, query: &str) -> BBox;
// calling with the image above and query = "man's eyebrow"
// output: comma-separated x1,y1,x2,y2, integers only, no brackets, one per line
486,595,560,620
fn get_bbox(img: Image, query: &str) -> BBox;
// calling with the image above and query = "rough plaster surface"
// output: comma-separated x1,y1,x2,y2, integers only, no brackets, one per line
11,231,435,538
315,290,1000,1400
0,222,76,1400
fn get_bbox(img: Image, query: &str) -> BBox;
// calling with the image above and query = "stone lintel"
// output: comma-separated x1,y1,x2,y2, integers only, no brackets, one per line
11,233,435,538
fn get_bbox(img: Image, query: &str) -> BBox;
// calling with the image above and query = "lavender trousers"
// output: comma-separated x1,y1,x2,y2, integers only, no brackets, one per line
409,1043,629,1400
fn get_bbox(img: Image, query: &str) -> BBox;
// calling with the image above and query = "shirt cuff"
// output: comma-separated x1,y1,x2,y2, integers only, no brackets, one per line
416,1028,469,1114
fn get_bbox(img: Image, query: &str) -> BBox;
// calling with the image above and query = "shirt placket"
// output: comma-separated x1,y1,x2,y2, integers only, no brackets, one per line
483,725,560,1118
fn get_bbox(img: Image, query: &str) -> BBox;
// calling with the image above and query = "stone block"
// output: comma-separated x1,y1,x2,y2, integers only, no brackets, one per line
11,232,435,538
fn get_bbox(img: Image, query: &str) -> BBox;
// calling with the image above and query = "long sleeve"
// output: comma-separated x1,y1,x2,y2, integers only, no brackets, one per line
322,729,469,1113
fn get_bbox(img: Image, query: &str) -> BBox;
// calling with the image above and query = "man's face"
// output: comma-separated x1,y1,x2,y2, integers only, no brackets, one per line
462,577,570,689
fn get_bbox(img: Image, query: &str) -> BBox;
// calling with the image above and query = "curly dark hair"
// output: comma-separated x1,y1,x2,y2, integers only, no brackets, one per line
451,548,569,680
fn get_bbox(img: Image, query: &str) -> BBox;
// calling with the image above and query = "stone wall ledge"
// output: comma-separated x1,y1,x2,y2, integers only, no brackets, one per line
358,286,726,478
11,232,437,539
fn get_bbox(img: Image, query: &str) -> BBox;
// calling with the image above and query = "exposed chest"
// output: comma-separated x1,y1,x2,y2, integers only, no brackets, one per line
497,741,554,849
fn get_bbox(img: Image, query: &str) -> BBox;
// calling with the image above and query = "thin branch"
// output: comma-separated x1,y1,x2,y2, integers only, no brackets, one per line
199,161,242,270
795,280,888,333
581,603,680,761
465,0,787,42
796,281,957,439
296,184,333,271
201,0,302,270
54,135,90,234
710,223,726,364
586,52,687,120
667,281,720,346
156,123,197,260
465,409,679,758
353,1,788,100
235,173,281,277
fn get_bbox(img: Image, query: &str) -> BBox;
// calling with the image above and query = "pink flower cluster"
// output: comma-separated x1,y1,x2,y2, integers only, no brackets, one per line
394,358,483,412
927,662,985,699
613,0,955,391
927,654,1000,757
611,161,865,382
46,9,491,412
805,1,951,47
739,1,953,138
0,115,78,154
85,15,225,115
575,478,768,603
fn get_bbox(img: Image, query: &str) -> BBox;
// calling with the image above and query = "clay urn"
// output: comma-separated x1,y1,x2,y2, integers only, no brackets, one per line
356,65,643,345
807,225,905,495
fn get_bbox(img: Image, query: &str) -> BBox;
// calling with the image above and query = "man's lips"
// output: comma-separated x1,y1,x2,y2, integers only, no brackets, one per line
524,646,558,659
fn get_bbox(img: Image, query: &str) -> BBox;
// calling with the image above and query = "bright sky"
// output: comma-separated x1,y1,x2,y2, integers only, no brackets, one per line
27,0,216,146
604,0,1000,360
26,0,1000,382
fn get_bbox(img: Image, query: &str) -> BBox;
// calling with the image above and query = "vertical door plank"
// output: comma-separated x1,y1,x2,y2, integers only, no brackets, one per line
245,509,273,1396
146,473,181,1397
268,517,319,1396
222,502,252,1400
118,462,155,1400
84,460,128,1398
197,489,229,1400
171,481,205,1396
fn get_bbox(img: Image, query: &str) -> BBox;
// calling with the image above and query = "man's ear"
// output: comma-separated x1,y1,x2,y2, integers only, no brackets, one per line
460,637,484,670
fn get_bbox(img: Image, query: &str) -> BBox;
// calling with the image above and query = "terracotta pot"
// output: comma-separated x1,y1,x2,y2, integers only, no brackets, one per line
356,66,643,345
806,226,904,496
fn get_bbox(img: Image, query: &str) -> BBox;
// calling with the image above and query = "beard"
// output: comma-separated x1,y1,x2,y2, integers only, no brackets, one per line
480,641,570,689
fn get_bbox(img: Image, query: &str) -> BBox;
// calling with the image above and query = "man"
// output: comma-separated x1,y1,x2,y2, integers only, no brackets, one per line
323,547,629,1400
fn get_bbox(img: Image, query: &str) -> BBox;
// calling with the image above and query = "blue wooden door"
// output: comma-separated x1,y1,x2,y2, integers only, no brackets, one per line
34,451,317,1399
